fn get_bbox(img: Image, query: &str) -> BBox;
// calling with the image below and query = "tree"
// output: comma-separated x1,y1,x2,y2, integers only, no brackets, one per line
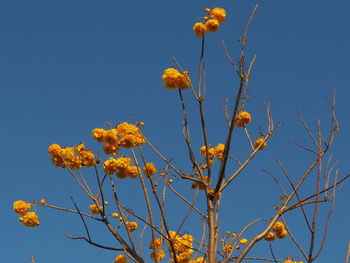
12,4,349,263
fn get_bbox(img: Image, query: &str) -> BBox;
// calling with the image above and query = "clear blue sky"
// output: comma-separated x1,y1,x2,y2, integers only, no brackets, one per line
1,1,349,262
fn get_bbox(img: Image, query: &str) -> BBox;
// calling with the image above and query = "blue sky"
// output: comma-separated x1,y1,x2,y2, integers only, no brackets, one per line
1,1,349,262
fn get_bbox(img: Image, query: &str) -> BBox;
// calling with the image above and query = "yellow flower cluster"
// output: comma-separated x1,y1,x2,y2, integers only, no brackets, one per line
103,156,142,179
264,231,276,241
126,221,138,232
193,8,226,36
13,200,40,227
150,238,165,261
150,250,165,262
254,137,267,151
150,238,162,250
235,111,252,127
19,212,40,227
143,162,157,178
92,122,145,152
48,143,96,169
271,221,288,239
114,255,127,263
13,200,31,215
199,143,225,162
162,68,191,90
168,231,194,263
89,204,103,215
222,244,234,254
284,260,304,263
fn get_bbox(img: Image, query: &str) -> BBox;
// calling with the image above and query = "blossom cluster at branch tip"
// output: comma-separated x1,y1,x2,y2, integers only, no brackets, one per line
150,250,165,262
235,111,252,127
143,162,157,178
284,260,304,263
48,143,96,169
13,200,31,215
149,238,165,261
199,143,225,162
92,122,145,152
264,231,276,241
162,68,191,90
222,244,234,254
19,212,40,227
126,221,138,232
254,137,267,151
114,255,127,263
271,221,288,239
89,204,103,215
13,200,40,227
166,231,194,263
193,8,226,36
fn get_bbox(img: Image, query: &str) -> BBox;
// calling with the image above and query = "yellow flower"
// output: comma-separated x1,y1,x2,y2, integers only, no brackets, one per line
162,68,181,89
215,143,225,160
239,238,248,245
168,230,178,240
236,111,252,127
48,144,62,156
126,221,138,232
116,169,128,179
48,144,65,167
264,232,276,241
254,137,267,150
13,200,31,215
193,22,207,36
92,128,106,143
205,19,219,32
125,166,140,179
272,222,285,233
40,199,46,205
104,129,119,144
116,122,145,148
222,244,233,253
114,255,127,263
115,157,132,170
103,143,120,155
199,146,216,159
89,204,102,215
60,147,82,170
177,71,191,90
19,211,40,227
150,250,165,261
75,144,86,155
78,149,96,167
210,8,226,23
276,229,288,239
143,162,157,178
150,238,162,250
103,157,119,174
176,252,191,263
284,260,293,263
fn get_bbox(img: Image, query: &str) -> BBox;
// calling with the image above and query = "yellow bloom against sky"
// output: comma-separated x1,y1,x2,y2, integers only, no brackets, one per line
2,1,350,262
